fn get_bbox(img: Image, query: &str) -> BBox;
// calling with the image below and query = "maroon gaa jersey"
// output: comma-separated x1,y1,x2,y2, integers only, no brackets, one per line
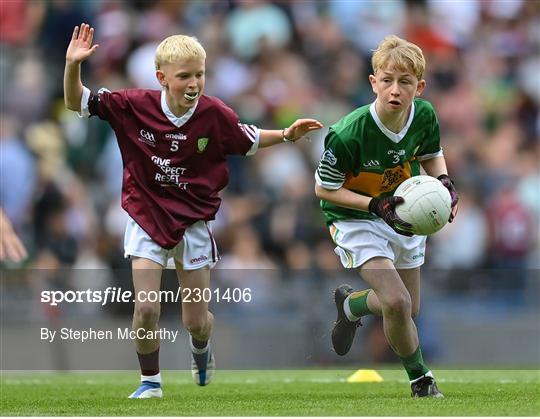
82,88,259,249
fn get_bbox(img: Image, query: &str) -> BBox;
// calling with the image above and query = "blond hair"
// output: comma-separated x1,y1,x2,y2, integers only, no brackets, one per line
371,35,425,80
155,35,206,70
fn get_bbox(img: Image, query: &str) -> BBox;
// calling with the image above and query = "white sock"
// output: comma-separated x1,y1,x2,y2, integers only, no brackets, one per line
343,295,361,322
410,370,433,384
190,336,209,354
141,372,161,384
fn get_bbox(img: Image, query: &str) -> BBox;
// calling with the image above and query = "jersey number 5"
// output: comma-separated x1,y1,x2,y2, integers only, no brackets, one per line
170,141,179,152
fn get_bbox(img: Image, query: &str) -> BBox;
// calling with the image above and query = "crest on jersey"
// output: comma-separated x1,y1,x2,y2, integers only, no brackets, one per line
197,137,209,153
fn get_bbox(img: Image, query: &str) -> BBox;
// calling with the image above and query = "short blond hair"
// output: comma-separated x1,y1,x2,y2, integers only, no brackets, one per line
155,35,206,70
372,35,425,80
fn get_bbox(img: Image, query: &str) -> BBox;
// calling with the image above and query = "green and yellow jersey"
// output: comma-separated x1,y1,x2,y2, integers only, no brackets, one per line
315,98,443,225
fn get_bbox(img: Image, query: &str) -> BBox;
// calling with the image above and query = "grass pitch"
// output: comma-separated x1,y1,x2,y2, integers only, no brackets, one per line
1,369,539,416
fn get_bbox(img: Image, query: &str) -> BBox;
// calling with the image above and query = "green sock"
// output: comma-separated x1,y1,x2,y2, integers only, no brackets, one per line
347,289,374,319
399,346,430,381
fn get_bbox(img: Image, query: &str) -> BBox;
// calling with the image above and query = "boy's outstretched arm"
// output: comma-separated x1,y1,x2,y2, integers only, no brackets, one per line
64,23,99,112
258,119,323,148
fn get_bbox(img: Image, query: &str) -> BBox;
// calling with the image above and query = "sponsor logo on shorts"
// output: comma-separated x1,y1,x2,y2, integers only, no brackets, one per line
190,255,208,264
412,252,425,260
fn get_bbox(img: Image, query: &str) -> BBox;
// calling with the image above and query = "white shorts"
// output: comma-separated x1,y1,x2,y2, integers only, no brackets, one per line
329,219,426,269
124,216,219,269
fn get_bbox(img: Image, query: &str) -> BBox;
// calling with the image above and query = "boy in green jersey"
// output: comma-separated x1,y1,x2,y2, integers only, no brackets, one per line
315,35,459,398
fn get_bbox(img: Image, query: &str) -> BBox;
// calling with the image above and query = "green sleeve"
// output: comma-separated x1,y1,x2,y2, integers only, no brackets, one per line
315,129,354,190
417,107,443,160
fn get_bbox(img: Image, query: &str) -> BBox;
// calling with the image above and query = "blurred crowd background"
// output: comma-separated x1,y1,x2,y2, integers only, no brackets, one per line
0,0,539,367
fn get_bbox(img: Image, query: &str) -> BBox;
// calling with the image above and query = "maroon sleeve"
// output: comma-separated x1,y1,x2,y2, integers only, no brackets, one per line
215,99,259,156
88,89,129,123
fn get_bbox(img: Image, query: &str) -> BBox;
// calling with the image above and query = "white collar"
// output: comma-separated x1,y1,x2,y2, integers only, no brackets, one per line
369,100,415,143
161,90,198,127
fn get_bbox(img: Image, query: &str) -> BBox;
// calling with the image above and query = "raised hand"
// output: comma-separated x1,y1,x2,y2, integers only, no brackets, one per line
283,118,324,142
66,23,99,64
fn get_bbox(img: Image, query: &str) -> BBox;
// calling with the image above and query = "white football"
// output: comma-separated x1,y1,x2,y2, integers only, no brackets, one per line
394,175,452,235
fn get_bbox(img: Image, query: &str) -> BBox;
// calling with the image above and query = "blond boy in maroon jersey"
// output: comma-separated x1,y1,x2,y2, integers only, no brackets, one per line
64,23,322,398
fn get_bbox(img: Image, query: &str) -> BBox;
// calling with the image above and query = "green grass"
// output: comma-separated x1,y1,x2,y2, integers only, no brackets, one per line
1,369,539,416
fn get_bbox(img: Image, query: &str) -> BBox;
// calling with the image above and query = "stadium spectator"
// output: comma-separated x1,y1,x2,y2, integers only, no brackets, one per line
0,207,28,263
225,0,292,60
0,113,36,228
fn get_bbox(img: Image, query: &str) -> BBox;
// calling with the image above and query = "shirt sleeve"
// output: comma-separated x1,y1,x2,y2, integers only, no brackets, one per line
217,101,260,156
315,129,354,190
79,86,129,123
416,107,443,161
78,86,92,118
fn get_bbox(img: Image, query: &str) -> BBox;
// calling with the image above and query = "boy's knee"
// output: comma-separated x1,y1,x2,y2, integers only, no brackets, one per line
411,303,420,319
183,316,210,337
383,293,412,318
134,303,160,325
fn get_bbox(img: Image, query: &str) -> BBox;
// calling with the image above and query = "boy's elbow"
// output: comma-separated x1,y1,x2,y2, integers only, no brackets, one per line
63,91,81,112
314,183,326,199
64,97,73,110
64,100,80,113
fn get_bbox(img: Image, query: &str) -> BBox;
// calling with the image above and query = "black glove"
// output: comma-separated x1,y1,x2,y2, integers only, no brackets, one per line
368,196,414,237
437,174,459,222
